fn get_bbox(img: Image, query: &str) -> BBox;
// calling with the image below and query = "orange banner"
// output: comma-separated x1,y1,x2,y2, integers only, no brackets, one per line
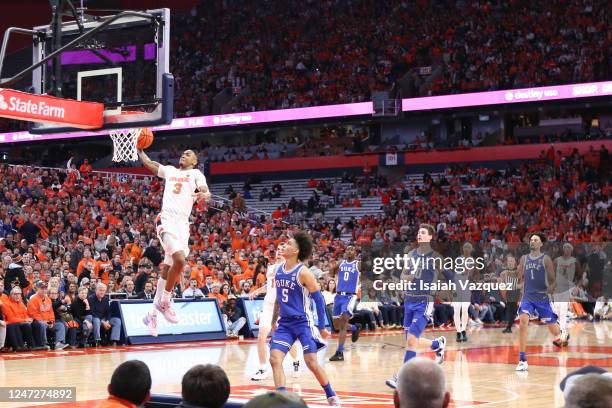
0,88,103,129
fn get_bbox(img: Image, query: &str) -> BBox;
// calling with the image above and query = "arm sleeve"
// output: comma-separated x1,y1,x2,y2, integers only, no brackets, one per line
310,290,327,330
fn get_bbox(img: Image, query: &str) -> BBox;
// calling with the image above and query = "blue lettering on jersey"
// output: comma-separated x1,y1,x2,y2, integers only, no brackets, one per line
337,260,359,293
524,254,548,301
275,262,310,318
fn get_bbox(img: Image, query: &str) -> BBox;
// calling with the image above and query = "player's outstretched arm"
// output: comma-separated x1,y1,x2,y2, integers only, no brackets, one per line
138,149,161,175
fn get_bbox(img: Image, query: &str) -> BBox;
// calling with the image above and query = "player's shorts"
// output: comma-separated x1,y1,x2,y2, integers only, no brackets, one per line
403,300,433,338
519,298,558,324
156,214,190,265
332,293,357,318
258,301,275,331
270,316,326,355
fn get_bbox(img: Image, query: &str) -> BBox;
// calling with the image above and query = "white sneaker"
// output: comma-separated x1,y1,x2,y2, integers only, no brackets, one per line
250,369,268,381
154,298,179,324
434,336,446,364
292,361,300,378
516,361,528,371
143,312,158,337
55,342,68,350
327,396,341,406
385,374,398,389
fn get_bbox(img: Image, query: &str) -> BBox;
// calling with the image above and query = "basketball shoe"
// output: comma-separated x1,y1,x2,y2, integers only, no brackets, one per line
154,297,179,324
434,336,446,364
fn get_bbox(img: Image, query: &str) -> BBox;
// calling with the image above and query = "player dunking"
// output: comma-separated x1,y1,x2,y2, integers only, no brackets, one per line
249,243,300,381
329,244,361,362
138,149,211,335
386,224,446,389
516,233,568,371
270,232,340,406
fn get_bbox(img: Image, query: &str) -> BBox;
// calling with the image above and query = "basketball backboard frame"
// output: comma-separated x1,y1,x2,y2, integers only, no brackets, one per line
0,6,173,134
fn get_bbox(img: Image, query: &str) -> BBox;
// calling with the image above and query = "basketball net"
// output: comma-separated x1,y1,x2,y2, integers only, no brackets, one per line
109,128,142,162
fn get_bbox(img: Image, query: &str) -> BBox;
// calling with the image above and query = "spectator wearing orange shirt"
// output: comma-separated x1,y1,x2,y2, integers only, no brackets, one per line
27,280,55,350
190,260,212,288
77,248,95,279
95,250,113,284
208,283,224,306
122,240,143,265
79,159,92,175
3,286,36,351
271,207,282,220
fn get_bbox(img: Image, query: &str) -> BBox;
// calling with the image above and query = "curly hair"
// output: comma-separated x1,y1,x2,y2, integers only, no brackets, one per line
293,231,313,261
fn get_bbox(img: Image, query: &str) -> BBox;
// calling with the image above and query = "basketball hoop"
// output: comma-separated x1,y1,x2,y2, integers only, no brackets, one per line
109,127,142,162
108,110,146,162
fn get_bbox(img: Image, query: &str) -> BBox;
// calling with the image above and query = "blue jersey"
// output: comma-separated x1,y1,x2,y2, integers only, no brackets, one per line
275,262,310,319
337,260,359,293
405,249,438,300
523,254,549,301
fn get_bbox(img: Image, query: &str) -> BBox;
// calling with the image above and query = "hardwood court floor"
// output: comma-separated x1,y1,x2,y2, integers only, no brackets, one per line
1,321,610,408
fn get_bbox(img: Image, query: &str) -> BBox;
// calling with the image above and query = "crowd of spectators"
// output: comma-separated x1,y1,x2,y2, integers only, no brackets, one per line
0,142,609,351
170,0,611,117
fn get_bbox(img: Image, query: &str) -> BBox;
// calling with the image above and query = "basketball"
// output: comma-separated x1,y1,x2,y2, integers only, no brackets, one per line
137,128,154,149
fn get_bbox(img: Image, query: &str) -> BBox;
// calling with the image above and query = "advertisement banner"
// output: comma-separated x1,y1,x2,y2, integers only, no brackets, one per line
0,88,103,129
120,299,224,337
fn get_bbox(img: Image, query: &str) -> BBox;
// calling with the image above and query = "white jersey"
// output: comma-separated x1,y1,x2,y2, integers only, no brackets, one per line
263,263,280,305
158,165,207,220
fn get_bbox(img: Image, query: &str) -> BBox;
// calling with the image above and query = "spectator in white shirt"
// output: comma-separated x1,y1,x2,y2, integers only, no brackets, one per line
183,279,205,299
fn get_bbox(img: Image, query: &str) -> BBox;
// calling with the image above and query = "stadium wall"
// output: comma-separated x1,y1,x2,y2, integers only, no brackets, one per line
101,140,611,181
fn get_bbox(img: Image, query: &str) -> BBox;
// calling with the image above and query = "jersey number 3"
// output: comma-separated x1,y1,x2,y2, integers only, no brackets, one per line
173,183,183,194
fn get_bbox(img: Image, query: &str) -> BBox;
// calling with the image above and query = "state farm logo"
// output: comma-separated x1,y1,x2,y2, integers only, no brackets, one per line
0,91,65,119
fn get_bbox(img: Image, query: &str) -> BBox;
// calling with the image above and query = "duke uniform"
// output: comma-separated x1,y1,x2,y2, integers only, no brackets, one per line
403,250,438,337
332,260,359,318
270,263,326,355
519,254,558,323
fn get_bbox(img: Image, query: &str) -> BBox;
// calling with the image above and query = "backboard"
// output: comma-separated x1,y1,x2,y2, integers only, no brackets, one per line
28,7,172,133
